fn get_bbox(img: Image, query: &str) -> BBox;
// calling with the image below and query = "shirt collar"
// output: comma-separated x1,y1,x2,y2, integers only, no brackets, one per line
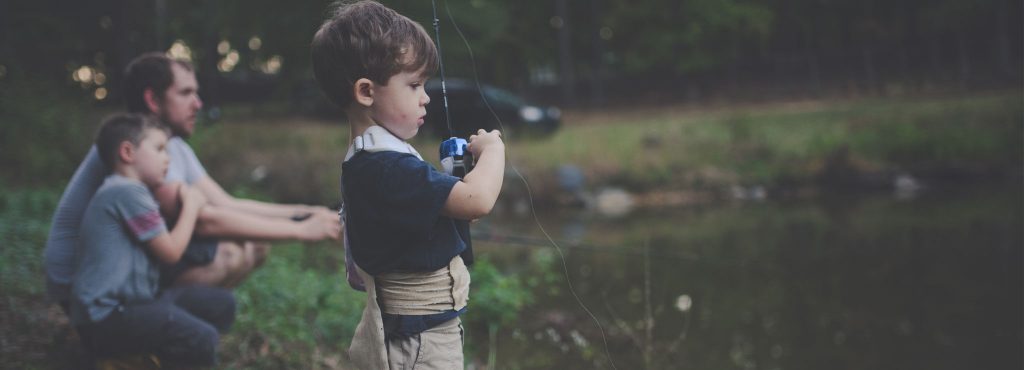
344,125,423,162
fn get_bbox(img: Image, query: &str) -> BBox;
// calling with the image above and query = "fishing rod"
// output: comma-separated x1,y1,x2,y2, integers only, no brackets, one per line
432,0,473,178
429,1,619,368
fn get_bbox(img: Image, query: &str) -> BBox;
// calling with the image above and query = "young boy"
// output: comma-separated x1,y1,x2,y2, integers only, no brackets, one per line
70,113,235,367
311,1,505,368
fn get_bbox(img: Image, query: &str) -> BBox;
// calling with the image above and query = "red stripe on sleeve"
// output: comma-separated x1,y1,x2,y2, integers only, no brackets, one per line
126,210,163,238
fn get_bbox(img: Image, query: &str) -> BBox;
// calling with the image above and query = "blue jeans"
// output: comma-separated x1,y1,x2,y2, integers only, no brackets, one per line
75,285,235,367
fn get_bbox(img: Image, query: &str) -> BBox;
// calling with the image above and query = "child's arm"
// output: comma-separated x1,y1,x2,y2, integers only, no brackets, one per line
443,129,505,220
147,184,207,264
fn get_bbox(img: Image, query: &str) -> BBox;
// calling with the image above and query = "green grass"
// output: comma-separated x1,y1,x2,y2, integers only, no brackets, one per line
182,92,1021,205
504,92,1023,190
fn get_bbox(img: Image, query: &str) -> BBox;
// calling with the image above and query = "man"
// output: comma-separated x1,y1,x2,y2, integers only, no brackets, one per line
44,52,342,308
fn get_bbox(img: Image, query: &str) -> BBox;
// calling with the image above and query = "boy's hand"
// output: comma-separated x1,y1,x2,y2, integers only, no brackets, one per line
179,184,208,211
156,182,183,220
466,129,504,158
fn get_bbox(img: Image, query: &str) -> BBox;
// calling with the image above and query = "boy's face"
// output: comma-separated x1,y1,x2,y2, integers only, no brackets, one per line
155,64,203,139
369,69,431,140
132,128,171,189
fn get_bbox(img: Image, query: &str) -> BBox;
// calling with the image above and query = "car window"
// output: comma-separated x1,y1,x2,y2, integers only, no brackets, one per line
483,86,524,107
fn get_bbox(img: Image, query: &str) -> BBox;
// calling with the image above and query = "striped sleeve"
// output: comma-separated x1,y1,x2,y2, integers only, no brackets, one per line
126,210,165,242
116,184,167,242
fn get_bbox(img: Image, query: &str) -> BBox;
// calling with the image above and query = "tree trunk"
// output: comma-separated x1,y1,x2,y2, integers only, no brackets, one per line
589,0,606,107
862,46,877,94
803,22,821,94
995,0,1012,76
200,0,222,111
110,0,136,103
928,38,943,85
556,0,576,107
155,0,166,50
955,23,970,90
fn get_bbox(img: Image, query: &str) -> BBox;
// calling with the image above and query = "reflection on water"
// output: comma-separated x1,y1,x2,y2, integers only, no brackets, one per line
471,184,1022,369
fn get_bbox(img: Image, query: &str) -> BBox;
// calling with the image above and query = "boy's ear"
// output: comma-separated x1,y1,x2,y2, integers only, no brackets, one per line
353,78,374,107
143,88,161,114
118,141,135,164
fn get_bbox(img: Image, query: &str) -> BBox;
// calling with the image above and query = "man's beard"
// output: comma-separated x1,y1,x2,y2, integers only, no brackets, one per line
159,113,191,139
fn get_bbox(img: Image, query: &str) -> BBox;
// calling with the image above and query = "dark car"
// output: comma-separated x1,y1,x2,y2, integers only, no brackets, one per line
424,78,560,139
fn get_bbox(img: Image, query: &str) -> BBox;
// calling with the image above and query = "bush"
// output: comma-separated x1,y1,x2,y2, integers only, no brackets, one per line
0,75,103,187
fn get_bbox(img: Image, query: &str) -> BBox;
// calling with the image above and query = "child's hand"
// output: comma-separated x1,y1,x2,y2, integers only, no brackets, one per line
155,182,183,220
467,129,504,158
179,184,208,211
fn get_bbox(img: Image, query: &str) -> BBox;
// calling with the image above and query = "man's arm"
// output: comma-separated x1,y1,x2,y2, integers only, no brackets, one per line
193,205,340,241
193,176,327,219
153,180,341,242
148,185,206,264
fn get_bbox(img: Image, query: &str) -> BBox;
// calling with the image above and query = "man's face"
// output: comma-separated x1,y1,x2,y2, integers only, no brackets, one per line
132,128,170,189
156,64,203,138
369,69,430,140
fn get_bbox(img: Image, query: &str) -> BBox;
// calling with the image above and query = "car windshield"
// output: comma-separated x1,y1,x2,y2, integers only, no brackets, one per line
482,85,524,107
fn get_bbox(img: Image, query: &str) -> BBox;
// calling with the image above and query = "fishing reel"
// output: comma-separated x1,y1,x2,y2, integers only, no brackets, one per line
439,137,474,179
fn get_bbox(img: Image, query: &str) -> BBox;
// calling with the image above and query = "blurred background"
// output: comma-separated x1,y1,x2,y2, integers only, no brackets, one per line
1,0,1021,369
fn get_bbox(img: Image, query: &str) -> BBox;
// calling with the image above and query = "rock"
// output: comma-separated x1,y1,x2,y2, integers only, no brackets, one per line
893,173,922,199
594,188,634,217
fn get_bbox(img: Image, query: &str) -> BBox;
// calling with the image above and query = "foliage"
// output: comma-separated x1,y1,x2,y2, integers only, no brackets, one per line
466,258,534,329
0,75,100,187
3,0,1019,112
603,0,774,74
221,242,364,368
0,187,59,296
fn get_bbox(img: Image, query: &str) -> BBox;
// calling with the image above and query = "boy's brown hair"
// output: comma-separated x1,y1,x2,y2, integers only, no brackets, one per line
311,0,438,108
95,113,170,169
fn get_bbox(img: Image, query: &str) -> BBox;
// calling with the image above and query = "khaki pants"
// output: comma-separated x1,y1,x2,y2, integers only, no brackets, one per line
386,317,464,370
348,257,468,370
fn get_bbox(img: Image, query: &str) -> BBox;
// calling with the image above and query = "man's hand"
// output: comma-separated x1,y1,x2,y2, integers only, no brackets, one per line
295,207,342,241
466,129,504,158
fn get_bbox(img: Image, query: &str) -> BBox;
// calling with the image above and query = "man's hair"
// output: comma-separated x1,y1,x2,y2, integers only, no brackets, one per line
310,0,438,108
95,113,170,169
123,52,194,113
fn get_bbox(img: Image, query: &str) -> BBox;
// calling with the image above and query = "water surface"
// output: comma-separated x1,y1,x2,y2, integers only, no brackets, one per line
471,184,1022,369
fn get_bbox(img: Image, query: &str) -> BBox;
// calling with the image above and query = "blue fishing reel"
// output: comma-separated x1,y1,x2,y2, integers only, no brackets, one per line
440,137,474,178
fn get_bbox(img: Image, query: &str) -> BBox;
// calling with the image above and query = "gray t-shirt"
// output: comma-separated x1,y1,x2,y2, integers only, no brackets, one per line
44,137,208,303
165,137,207,184
70,175,167,325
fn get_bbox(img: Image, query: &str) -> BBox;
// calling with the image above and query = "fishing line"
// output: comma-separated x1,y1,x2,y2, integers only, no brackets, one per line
432,1,619,368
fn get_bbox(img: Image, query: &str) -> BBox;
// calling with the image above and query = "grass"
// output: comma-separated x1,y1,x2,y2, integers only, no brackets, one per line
505,91,1022,191
190,91,1022,206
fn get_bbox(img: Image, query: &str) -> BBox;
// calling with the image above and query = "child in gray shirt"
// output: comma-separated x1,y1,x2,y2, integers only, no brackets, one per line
70,113,234,367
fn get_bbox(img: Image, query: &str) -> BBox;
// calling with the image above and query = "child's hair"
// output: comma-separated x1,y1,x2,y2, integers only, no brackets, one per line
95,113,169,169
123,52,194,113
311,0,438,108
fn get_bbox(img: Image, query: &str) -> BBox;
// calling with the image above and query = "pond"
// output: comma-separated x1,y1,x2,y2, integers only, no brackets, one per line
468,183,1022,369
